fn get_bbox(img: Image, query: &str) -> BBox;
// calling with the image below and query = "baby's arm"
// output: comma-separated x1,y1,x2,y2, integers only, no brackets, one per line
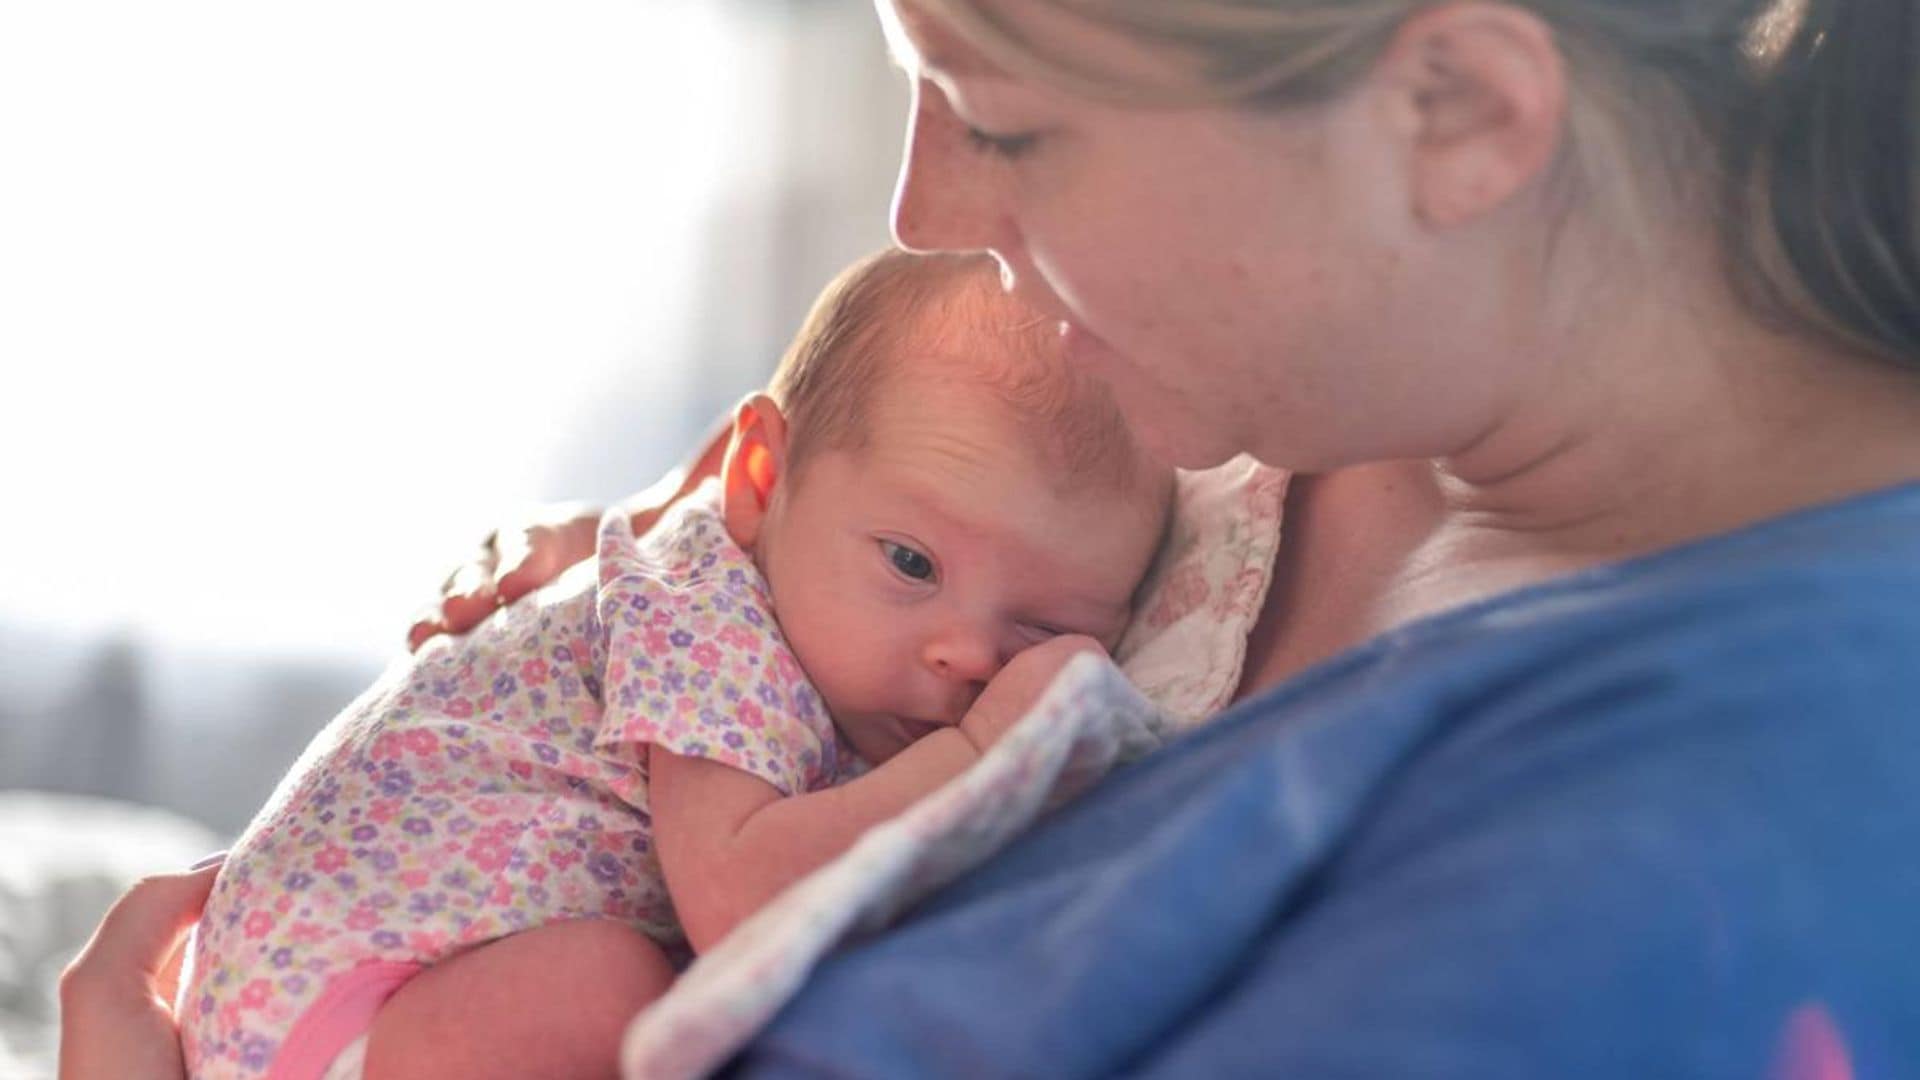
652,635,1104,953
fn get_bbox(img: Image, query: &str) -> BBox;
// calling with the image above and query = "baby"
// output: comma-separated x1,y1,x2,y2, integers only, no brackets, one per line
180,250,1173,1080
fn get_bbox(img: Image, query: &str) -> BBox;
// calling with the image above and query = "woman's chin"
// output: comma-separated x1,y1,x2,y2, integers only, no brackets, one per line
1062,322,1243,470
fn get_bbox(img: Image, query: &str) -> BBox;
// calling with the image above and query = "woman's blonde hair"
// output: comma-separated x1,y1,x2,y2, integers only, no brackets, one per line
905,0,1920,370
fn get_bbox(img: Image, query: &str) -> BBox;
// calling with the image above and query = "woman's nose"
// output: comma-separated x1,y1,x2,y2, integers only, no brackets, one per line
891,80,1007,256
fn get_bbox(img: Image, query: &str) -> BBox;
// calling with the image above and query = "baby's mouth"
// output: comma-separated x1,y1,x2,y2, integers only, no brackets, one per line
895,716,946,742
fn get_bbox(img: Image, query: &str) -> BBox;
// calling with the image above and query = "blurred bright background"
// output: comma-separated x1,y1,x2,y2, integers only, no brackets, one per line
0,2,903,1069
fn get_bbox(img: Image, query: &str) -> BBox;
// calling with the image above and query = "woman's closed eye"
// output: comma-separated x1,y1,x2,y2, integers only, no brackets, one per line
965,126,1039,160
879,539,939,584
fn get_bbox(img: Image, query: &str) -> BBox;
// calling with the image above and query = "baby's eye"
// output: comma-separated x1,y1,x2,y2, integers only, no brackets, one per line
1017,623,1066,644
880,540,937,583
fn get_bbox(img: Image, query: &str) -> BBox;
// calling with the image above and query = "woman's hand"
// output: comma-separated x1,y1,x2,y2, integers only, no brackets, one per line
406,504,602,651
58,856,223,1080
407,419,732,651
958,635,1107,753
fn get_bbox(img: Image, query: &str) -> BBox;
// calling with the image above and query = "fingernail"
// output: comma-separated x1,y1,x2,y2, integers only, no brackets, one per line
190,850,228,870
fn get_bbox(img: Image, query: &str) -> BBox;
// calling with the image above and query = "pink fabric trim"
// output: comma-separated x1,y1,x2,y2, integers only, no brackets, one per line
267,960,421,1080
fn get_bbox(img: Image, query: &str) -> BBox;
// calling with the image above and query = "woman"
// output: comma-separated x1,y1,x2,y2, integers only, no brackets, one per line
66,0,1919,1076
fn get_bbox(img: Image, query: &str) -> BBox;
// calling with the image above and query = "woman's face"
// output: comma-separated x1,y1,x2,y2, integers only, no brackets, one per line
883,2,1508,472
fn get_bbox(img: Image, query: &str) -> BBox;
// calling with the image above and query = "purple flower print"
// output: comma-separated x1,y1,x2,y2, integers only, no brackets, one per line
527,884,550,905
402,817,433,836
281,973,309,996
282,870,314,891
588,852,623,885
577,813,602,831
743,607,764,627
270,947,293,969
669,629,694,649
533,742,560,765
552,644,574,664
492,673,517,698
370,850,399,872
239,1035,276,1071
448,816,475,835
723,731,746,750
409,892,446,918
557,674,581,699
351,825,377,842
377,767,414,797
756,683,779,708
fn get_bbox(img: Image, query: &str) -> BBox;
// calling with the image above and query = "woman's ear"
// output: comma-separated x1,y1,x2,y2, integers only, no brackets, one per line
1376,2,1567,229
721,393,789,551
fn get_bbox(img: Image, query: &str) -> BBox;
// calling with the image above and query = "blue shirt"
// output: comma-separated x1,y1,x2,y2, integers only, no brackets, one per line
731,481,1920,1078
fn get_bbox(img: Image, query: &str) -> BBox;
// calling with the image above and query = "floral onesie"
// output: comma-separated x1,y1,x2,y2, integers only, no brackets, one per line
180,482,862,1080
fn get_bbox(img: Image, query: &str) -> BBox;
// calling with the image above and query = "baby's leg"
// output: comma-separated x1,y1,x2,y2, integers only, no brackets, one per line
362,918,675,1080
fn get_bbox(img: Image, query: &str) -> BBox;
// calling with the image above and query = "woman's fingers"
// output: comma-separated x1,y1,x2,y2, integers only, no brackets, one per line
63,860,222,992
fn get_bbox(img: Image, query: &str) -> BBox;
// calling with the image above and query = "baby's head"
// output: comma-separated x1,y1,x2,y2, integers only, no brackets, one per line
721,250,1173,765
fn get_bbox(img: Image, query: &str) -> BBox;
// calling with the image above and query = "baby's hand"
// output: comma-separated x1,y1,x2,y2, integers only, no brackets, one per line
958,635,1108,753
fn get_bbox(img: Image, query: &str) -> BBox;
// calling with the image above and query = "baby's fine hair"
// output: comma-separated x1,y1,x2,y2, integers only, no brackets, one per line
770,249,1154,494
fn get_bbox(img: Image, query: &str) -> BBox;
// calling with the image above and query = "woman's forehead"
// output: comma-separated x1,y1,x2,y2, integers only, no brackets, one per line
878,0,1205,103
877,0,1000,79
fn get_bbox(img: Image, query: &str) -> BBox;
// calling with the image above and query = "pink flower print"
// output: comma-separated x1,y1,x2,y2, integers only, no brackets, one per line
689,641,722,671
527,862,549,883
467,833,513,873
243,911,275,939
290,921,326,945
548,848,582,871
400,869,430,890
509,760,534,781
738,700,766,729
369,799,400,824
408,930,449,954
401,729,439,756
370,732,404,761
346,905,380,932
520,658,550,686
771,652,803,686
238,979,272,1010
273,893,294,915
718,623,757,651
312,845,348,874
1148,565,1210,629
489,881,513,905
445,697,474,719
642,627,670,655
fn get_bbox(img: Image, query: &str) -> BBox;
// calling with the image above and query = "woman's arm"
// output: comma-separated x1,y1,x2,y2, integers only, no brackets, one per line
653,636,1100,953
407,417,731,650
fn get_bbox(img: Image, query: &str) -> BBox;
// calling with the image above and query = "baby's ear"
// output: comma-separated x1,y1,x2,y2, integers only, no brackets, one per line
721,393,789,550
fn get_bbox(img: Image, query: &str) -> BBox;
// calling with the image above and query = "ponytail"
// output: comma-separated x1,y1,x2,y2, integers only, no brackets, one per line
1743,0,1920,367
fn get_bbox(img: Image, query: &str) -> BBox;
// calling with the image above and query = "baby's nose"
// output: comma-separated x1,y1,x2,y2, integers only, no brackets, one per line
922,627,1001,687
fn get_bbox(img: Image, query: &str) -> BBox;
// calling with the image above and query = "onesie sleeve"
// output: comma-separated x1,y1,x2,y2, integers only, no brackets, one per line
591,502,842,798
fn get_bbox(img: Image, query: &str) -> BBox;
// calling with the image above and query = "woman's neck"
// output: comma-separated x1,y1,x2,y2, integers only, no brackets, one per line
1236,300,1920,702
